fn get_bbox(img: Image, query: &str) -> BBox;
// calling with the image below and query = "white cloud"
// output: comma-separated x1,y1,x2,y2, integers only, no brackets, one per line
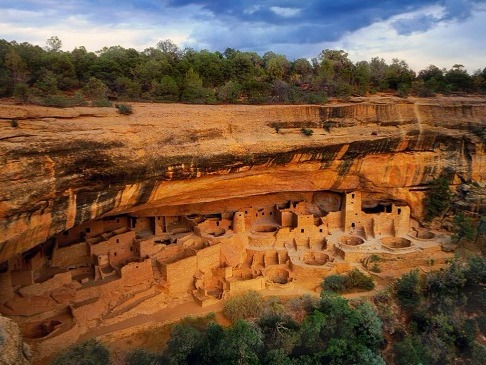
269,6,301,18
325,4,486,71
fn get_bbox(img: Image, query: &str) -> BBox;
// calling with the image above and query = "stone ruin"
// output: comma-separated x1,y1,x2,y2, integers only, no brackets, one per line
0,190,450,356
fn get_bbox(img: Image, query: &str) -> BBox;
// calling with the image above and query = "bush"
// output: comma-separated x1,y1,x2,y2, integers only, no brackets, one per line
13,83,29,103
345,269,375,291
323,269,374,293
115,103,133,115
323,275,346,292
301,128,314,136
50,339,110,365
92,98,112,107
10,119,19,128
395,269,422,310
223,291,263,322
41,94,74,108
125,349,160,365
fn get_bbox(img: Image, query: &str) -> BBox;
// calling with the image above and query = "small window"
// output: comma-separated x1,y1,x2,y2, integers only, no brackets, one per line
116,239,119,243
301,228,304,233
216,221,219,226
262,212,265,216
245,210,248,214
114,252,117,257
256,213,258,217
351,223,355,228
398,208,401,215
130,247,133,252
270,212,273,216
85,228,91,233
319,228,323,233
352,193,355,199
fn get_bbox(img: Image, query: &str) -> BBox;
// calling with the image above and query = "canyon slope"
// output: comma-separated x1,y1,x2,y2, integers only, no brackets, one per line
1,95,485,262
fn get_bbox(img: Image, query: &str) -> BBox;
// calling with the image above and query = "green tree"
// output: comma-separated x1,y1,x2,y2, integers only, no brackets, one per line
216,320,263,365
45,36,62,52
50,339,110,365
395,269,422,310
423,176,452,222
452,213,475,243
165,323,203,365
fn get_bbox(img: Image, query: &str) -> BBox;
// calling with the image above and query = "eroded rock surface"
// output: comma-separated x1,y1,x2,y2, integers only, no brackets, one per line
1,96,485,262
0,315,31,365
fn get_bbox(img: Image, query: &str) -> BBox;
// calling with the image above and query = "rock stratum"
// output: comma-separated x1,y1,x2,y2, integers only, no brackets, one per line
1,96,485,263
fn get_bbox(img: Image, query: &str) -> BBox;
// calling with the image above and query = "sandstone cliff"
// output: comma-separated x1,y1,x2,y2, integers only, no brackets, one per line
1,96,485,262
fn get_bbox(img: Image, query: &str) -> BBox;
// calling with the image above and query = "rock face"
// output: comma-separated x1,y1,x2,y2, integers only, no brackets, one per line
1,96,485,262
0,315,32,365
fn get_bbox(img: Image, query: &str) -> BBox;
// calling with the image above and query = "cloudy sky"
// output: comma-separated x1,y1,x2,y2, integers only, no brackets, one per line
1,0,485,72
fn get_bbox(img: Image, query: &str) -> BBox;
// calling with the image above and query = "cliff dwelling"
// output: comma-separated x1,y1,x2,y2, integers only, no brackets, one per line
0,190,449,353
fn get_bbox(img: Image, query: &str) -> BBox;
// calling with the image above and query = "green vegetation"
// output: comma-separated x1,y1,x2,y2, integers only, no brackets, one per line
1,38,485,108
323,268,375,293
115,103,133,115
452,213,475,243
48,258,486,365
50,339,110,365
391,257,486,364
10,119,18,127
300,128,314,136
223,290,263,322
423,176,452,222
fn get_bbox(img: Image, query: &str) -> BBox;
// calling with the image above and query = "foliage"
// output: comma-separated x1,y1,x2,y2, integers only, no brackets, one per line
125,349,160,365
0,38,484,104
13,82,29,102
301,128,314,136
10,119,18,127
115,103,133,115
50,339,110,365
423,176,452,222
452,213,475,243
394,269,422,310
323,269,375,293
223,290,263,322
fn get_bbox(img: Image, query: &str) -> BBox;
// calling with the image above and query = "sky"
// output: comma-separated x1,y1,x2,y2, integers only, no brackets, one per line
1,0,485,73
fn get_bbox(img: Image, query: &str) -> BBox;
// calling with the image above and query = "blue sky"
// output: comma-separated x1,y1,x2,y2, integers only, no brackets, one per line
1,0,485,72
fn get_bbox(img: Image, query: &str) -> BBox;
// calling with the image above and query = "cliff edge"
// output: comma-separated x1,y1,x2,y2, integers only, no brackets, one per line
1,96,485,262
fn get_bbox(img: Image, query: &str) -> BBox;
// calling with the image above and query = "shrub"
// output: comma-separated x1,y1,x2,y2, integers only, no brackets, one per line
125,349,160,365
395,269,422,310
13,83,29,103
41,94,74,108
370,263,382,273
323,270,374,293
345,269,375,291
223,291,263,322
50,339,110,365
301,128,314,136
115,103,133,115
10,119,19,128
92,98,112,107
323,275,346,292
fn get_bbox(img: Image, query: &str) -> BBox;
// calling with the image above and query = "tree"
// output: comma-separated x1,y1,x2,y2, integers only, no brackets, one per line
423,176,452,222
452,213,475,243
5,48,30,84
395,269,422,309
216,320,263,365
83,77,109,101
45,36,62,52
50,339,110,365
